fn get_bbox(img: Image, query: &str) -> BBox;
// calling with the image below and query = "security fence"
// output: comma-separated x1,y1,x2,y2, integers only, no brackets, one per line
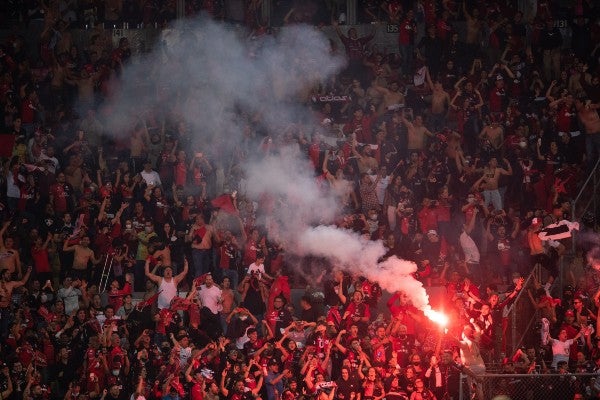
459,373,599,400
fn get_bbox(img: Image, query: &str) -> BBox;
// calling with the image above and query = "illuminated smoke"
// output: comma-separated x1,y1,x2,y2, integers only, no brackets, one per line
98,17,441,320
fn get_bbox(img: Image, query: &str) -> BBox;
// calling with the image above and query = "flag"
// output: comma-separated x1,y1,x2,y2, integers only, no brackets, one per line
136,290,162,310
211,194,238,215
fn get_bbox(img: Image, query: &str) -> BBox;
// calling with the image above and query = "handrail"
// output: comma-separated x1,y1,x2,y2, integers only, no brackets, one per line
573,157,600,205
507,264,540,357
570,157,600,253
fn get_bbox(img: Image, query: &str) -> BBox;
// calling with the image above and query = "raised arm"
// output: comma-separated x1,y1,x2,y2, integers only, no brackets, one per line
144,258,162,284
9,266,32,290
174,257,189,284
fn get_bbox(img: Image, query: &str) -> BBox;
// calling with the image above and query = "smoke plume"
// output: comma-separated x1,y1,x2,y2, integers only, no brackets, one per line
101,17,439,318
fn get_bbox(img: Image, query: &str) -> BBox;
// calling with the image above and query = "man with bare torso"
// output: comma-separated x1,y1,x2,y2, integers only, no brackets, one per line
402,111,434,152
63,235,100,280
0,221,22,278
480,157,512,211
0,266,31,338
374,81,405,115
575,97,600,171
479,118,504,156
463,2,482,52
427,75,451,132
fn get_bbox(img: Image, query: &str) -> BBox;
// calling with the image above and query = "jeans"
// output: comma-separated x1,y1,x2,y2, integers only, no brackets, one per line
543,48,561,82
192,248,213,277
483,189,503,211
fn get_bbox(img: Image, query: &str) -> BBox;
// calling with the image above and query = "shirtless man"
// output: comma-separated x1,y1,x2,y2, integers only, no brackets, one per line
351,141,379,174
0,266,32,338
373,81,405,116
401,110,434,152
50,53,70,109
426,71,451,132
130,123,150,172
0,221,22,278
575,97,600,170
66,68,99,111
63,235,101,280
478,118,504,156
145,258,188,309
480,157,512,211
186,214,216,277
463,2,482,51
152,243,172,270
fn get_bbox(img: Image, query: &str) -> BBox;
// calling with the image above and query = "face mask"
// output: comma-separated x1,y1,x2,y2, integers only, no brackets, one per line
41,294,48,303
126,224,132,229
413,361,420,366
145,227,152,233
112,369,120,376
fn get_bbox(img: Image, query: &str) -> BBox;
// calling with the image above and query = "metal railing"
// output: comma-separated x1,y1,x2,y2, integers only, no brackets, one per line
460,372,600,400
571,157,600,252
504,265,540,357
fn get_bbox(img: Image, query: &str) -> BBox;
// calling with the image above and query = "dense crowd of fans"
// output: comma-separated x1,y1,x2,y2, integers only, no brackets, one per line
1,1,600,400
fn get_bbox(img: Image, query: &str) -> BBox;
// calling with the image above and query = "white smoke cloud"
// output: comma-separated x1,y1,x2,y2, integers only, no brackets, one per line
98,17,441,320
101,18,344,149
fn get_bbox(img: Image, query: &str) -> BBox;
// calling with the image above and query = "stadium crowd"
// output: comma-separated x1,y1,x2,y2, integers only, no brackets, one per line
1,0,600,400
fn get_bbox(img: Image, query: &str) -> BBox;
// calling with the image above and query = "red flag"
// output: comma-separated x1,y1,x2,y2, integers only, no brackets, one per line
193,273,210,287
136,290,162,310
211,194,238,215
169,296,192,311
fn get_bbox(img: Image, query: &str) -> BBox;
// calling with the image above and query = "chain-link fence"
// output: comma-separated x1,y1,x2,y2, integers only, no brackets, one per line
459,373,599,400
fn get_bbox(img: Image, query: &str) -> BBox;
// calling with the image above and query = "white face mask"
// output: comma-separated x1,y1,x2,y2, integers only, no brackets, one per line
112,369,120,376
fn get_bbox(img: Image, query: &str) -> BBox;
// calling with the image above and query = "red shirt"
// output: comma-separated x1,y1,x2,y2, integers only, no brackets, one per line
174,161,187,186
398,18,416,45
31,246,51,273
191,382,204,400
488,86,506,113
21,99,35,123
50,183,70,213
417,207,439,233
556,104,576,132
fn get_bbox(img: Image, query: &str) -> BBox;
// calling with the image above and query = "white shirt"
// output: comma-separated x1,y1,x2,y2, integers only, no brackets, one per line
158,278,178,310
198,284,222,314
460,231,480,264
57,286,82,315
550,338,574,368
247,262,265,278
179,346,192,368
140,169,162,187
374,175,390,205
